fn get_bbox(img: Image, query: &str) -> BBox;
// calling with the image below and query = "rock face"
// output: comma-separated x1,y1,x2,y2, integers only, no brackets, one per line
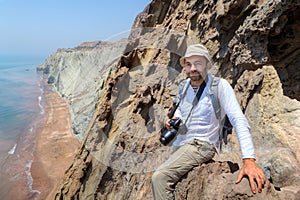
41,41,128,138
44,0,300,199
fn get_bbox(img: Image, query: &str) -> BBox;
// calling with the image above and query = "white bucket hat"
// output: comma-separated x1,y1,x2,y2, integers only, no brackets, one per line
180,44,213,67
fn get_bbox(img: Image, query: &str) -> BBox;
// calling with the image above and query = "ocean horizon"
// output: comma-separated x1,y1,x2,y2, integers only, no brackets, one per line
0,54,46,199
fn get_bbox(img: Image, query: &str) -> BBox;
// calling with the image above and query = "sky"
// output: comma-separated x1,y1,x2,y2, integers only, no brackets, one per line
0,0,151,57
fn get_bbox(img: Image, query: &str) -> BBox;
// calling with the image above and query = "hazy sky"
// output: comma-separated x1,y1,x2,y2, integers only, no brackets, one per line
0,0,150,57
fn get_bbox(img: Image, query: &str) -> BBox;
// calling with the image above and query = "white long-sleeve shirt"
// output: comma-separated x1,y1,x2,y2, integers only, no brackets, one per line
173,74,255,159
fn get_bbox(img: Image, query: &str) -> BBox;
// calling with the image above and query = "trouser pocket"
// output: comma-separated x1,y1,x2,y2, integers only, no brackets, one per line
191,139,215,164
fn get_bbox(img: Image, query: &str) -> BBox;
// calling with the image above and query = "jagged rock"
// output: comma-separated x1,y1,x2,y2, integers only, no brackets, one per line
42,0,300,199
36,63,48,73
47,75,55,84
175,161,296,200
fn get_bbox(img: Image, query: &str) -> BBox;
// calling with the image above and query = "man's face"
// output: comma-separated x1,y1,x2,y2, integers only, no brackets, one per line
183,55,210,82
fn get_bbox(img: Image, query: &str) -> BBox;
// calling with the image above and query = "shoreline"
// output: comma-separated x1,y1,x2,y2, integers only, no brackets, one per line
0,73,47,200
30,83,80,199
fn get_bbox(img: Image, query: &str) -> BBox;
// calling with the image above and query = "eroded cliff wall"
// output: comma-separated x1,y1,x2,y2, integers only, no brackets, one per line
40,41,128,138
45,0,300,199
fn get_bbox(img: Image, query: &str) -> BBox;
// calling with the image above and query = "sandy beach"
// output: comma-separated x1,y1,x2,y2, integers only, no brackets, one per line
30,87,80,200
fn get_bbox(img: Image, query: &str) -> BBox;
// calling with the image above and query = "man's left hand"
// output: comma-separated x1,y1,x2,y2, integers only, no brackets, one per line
235,158,267,194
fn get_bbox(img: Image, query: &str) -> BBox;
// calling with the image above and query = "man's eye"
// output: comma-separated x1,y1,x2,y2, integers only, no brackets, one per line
195,62,202,66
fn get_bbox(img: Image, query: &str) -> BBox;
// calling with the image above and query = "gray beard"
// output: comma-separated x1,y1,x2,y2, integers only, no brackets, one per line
187,72,203,81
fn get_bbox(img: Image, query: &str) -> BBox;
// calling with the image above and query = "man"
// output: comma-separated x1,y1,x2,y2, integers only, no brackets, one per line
152,44,267,199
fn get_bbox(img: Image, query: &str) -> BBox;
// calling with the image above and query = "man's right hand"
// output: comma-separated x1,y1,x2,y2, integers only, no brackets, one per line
165,119,171,130
165,117,177,130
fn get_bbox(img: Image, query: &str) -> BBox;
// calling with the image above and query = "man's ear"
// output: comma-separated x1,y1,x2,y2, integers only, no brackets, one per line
207,62,212,70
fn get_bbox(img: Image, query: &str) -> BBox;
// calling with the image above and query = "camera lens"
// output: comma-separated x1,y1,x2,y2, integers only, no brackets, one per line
160,128,178,146
159,118,182,146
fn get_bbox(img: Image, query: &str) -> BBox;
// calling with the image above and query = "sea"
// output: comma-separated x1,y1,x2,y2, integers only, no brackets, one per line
0,54,46,199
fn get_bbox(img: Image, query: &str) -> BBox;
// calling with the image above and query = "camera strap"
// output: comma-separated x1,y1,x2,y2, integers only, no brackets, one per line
183,80,207,125
168,79,190,118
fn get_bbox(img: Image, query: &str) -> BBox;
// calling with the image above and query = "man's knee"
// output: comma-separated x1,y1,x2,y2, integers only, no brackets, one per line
152,170,167,186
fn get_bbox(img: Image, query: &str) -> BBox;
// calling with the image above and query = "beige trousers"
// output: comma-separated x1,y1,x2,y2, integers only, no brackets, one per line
152,139,216,200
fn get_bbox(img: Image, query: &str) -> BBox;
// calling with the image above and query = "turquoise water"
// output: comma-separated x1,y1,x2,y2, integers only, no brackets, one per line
0,55,43,143
0,55,46,199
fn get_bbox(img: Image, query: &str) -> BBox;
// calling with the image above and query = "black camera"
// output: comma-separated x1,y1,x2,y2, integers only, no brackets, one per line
160,118,182,146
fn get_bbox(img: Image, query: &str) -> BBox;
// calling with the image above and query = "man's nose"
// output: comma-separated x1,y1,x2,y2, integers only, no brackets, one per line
190,64,197,71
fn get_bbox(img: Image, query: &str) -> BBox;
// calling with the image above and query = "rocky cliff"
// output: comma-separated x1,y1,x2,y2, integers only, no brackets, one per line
43,0,300,199
38,40,128,139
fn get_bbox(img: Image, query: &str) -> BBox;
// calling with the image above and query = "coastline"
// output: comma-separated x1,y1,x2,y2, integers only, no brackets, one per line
30,83,80,200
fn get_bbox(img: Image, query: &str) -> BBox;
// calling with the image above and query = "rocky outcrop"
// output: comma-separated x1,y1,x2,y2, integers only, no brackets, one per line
43,0,300,199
